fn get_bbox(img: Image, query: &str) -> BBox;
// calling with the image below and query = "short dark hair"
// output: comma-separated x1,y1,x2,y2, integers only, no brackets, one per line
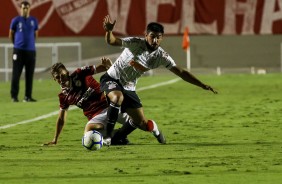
21,1,30,6
146,22,164,34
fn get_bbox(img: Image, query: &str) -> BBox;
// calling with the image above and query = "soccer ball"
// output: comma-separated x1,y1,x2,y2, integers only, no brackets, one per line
82,130,103,151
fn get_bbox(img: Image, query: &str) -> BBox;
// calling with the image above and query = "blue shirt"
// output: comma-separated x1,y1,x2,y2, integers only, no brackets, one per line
10,16,38,51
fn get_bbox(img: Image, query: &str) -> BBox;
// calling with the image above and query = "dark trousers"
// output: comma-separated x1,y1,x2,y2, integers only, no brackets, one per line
11,48,36,99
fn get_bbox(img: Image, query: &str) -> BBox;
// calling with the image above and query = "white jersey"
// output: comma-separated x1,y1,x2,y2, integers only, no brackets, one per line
107,37,176,91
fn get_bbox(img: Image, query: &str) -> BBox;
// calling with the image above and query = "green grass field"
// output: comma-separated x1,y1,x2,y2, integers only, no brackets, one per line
0,73,282,184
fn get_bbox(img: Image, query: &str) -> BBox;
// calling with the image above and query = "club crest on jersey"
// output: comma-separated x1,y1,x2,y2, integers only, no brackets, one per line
106,81,117,90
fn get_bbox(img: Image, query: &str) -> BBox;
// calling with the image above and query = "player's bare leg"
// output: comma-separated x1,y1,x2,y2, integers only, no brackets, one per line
126,107,166,144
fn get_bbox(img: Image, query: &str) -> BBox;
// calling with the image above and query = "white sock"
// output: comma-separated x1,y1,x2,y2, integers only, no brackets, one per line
151,120,160,136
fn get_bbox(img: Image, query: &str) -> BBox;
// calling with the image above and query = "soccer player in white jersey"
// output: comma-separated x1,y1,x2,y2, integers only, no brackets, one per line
100,15,218,144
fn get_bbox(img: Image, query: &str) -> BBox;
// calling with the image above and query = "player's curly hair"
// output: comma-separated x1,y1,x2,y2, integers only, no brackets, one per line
50,62,66,76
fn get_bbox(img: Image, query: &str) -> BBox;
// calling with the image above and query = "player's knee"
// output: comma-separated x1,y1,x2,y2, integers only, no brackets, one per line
84,123,104,133
108,91,124,105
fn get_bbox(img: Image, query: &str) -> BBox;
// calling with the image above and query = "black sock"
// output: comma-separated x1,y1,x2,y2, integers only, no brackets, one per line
106,102,120,137
112,120,136,142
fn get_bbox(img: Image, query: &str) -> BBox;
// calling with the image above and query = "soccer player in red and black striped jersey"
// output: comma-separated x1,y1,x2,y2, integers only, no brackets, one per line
44,58,136,146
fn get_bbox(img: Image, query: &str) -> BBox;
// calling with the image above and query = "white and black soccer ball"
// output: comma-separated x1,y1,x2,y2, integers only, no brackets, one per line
82,130,103,151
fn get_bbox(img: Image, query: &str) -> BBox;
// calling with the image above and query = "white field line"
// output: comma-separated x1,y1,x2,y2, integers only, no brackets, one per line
136,78,180,92
0,78,181,130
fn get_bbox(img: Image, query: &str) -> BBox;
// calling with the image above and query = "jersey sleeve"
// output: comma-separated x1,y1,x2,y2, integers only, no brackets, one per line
58,93,69,110
162,52,176,69
10,17,17,31
121,37,143,49
33,17,39,31
155,48,176,70
74,65,96,77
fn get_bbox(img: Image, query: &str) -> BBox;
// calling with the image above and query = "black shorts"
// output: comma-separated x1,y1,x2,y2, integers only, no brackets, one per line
100,73,142,112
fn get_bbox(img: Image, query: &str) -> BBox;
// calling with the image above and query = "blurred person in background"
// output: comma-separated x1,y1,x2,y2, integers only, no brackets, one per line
9,0,38,102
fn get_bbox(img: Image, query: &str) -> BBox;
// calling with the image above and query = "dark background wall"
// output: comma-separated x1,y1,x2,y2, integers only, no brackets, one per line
7,35,282,67
37,35,282,69
1,35,282,80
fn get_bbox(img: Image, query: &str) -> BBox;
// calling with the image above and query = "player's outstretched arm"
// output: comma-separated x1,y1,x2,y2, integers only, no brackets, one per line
43,109,67,146
103,15,122,46
170,66,218,94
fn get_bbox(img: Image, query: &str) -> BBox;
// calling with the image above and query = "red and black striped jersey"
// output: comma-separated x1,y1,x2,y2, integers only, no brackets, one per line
58,66,108,120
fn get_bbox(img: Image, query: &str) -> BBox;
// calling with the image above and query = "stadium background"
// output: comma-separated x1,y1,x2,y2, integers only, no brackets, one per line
0,0,282,81
1,1,282,182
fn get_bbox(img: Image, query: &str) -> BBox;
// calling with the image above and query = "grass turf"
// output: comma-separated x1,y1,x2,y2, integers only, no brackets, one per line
0,73,282,184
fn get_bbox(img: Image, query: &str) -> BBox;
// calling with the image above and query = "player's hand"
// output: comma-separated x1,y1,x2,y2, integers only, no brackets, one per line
101,57,113,69
202,84,218,94
103,15,116,32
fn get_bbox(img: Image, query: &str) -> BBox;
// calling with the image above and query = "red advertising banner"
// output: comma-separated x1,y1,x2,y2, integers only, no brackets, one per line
0,0,281,37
